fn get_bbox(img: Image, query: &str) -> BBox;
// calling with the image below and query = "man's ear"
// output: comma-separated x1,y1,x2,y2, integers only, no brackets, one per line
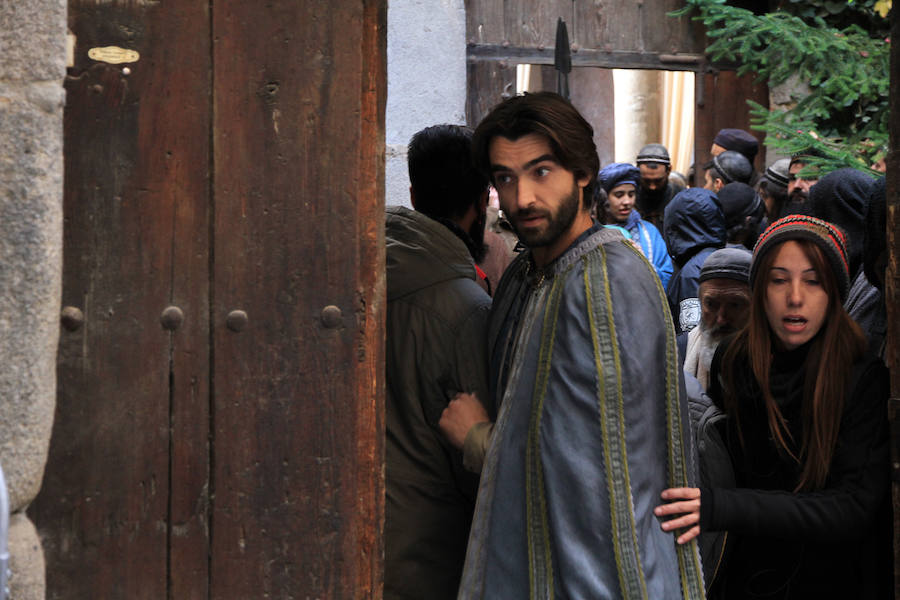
409,186,417,209
576,173,592,189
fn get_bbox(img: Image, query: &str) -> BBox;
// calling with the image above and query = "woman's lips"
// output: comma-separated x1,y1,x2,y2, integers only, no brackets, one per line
782,315,808,332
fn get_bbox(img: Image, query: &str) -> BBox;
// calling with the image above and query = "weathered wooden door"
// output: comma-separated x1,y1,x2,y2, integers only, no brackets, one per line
29,1,385,598
465,0,768,178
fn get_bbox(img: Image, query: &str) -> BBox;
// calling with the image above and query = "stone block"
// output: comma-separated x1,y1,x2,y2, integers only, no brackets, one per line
0,81,64,511
8,514,45,600
0,0,67,82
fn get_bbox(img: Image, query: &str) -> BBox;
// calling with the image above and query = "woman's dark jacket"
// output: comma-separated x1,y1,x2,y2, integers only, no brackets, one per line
699,337,891,599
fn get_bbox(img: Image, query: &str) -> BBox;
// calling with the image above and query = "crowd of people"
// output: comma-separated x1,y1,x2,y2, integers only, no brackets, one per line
384,91,891,599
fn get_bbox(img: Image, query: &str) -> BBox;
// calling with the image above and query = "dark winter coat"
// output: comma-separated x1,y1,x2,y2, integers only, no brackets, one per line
805,169,886,352
663,188,726,334
384,206,492,600
701,338,891,599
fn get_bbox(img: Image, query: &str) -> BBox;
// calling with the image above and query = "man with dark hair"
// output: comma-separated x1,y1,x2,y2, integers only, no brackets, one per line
703,150,753,192
407,124,491,264
634,142,684,228
442,92,703,599
786,150,822,206
384,124,492,600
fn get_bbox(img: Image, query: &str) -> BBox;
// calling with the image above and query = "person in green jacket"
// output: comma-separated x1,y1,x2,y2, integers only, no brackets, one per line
384,124,493,600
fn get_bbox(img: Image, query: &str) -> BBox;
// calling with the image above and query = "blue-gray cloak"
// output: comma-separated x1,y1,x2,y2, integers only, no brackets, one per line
458,227,705,599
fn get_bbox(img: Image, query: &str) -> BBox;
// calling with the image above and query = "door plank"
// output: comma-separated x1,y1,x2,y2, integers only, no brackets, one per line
694,70,769,185
211,1,385,597
30,2,211,598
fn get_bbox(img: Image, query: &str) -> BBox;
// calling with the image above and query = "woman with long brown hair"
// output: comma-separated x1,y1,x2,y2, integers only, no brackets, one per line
655,215,891,599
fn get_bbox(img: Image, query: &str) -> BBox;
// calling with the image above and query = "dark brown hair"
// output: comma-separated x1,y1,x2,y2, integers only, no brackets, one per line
472,92,599,209
722,238,866,491
408,124,489,221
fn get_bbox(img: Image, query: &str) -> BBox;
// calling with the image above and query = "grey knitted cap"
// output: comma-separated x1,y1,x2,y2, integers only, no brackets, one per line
699,247,752,284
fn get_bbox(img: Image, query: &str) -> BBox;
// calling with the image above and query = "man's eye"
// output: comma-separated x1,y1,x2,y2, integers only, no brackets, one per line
535,166,550,177
495,174,513,186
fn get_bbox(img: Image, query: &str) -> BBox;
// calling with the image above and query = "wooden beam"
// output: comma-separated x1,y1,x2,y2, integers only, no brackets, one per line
467,44,706,71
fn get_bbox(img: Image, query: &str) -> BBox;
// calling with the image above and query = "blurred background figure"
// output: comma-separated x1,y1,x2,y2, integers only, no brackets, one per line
709,128,760,185
635,143,684,228
597,162,673,288
664,188,727,334
682,248,751,390
717,182,765,251
757,158,791,224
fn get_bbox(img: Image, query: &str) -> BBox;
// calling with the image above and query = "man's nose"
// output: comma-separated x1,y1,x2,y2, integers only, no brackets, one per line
516,179,536,209
716,306,729,325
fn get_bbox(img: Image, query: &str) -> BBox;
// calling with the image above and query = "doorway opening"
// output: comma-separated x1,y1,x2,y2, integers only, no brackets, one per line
514,64,694,178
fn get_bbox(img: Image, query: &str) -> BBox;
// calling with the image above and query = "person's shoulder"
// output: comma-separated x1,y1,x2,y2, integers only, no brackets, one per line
441,274,492,309
581,233,655,277
639,218,664,235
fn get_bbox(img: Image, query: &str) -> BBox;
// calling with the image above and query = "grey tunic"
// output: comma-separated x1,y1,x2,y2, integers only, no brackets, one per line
459,227,705,600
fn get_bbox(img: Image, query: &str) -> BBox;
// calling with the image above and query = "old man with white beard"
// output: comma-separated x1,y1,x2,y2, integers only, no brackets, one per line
683,248,752,389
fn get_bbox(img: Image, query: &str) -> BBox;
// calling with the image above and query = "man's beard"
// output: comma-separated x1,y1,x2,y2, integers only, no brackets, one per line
468,208,487,263
639,184,666,205
789,187,808,203
697,319,733,371
509,182,580,249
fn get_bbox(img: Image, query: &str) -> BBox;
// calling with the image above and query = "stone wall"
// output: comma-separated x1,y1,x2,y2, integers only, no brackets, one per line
385,0,467,208
0,1,66,598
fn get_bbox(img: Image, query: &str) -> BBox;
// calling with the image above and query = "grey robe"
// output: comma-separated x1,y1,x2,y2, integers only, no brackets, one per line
459,227,705,599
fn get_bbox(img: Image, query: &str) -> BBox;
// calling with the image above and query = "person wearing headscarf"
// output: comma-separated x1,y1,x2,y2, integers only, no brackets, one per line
597,162,673,288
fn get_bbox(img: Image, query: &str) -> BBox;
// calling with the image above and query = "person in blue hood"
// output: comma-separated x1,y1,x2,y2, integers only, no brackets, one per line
597,162,673,288
664,187,727,334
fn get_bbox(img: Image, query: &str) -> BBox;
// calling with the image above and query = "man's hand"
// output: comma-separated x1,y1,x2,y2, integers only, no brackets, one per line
439,392,489,450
